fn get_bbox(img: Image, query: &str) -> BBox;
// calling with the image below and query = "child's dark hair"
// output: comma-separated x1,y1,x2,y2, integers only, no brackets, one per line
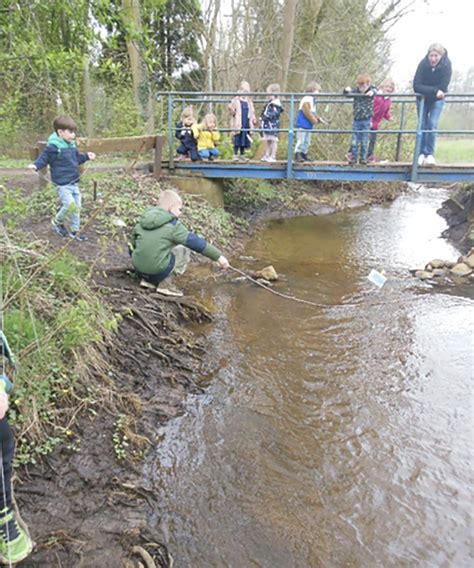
53,115,77,133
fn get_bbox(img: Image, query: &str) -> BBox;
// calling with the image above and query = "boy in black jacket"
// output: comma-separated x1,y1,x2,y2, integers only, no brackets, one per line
28,115,96,240
343,74,378,164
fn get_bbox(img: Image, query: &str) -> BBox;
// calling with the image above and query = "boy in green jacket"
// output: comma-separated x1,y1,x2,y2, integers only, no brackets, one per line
130,190,229,297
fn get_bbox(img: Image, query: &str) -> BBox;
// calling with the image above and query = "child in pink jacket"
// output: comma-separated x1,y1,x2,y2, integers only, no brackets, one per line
367,78,394,162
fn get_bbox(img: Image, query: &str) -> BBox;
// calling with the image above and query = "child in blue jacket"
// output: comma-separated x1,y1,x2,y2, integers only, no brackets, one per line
28,115,96,241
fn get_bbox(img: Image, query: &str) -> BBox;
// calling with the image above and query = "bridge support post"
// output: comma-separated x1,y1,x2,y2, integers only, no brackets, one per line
411,97,425,181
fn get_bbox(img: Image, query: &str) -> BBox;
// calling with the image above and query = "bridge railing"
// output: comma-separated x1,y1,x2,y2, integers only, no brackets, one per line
157,91,474,181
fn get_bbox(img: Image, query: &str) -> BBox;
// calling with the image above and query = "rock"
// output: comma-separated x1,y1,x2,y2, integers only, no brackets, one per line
414,270,433,280
445,260,456,269
425,263,433,271
432,268,448,277
254,265,279,281
429,259,446,269
450,263,472,277
464,254,474,269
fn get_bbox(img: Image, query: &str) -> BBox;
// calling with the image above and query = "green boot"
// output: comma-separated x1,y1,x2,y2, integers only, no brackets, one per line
0,505,33,564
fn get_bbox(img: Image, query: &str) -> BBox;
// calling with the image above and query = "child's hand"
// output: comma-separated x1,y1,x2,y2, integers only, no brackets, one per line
365,90,374,96
217,255,230,269
27,164,37,172
87,152,96,160
0,392,8,419
343,87,351,94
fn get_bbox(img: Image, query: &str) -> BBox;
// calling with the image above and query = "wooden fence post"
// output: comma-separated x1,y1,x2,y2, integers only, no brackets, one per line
36,142,48,189
154,135,164,179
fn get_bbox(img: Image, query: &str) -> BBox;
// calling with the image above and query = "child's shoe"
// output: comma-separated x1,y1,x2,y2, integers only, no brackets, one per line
232,155,239,162
208,155,214,161
176,154,187,161
139,279,156,290
417,154,426,166
267,157,276,163
69,232,88,242
348,157,357,165
51,219,69,237
425,154,436,166
302,153,312,162
156,284,183,297
294,152,304,162
0,505,33,564
368,155,376,163
359,159,368,165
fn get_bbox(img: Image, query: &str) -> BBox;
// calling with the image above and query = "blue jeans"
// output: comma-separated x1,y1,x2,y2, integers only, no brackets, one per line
295,130,312,154
198,148,219,159
351,119,370,161
55,183,81,232
416,98,444,156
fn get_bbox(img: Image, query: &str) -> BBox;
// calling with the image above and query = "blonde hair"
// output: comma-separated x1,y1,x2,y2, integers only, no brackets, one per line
380,77,395,90
239,81,251,93
201,113,218,129
180,106,193,121
305,81,321,93
266,83,280,94
428,43,446,56
356,74,371,86
159,189,182,211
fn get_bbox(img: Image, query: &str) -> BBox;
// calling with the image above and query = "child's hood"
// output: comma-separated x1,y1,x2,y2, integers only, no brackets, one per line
139,207,175,230
47,132,76,149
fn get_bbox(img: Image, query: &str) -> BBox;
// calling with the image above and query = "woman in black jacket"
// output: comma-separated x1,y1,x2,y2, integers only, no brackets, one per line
413,43,452,166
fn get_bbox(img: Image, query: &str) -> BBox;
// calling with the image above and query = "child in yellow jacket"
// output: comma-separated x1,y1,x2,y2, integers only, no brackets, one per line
192,114,220,161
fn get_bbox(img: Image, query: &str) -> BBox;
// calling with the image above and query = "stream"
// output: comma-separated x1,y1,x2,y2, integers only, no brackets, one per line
148,187,473,567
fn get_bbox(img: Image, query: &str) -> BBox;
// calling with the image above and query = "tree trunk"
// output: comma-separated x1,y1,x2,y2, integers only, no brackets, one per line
278,0,297,91
122,0,155,133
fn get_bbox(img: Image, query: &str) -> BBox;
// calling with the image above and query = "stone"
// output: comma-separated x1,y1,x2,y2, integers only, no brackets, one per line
445,260,456,269
464,254,474,269
450,263,472,277
414,270,433,280
432,268,448,277
254,265,279,281
429,259,446,269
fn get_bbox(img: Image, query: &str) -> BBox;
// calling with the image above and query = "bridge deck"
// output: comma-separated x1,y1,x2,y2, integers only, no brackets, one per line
162,160,474,183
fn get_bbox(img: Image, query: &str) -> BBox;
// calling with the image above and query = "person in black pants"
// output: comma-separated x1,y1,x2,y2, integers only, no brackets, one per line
0,331,33,564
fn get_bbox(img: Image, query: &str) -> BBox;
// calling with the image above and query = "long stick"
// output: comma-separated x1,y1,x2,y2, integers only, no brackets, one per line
228,265,328,308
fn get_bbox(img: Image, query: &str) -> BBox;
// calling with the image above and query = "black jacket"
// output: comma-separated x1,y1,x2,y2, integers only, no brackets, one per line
413,50,452,102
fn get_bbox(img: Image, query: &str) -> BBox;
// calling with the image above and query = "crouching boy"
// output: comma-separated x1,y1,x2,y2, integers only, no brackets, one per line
130,190,229,297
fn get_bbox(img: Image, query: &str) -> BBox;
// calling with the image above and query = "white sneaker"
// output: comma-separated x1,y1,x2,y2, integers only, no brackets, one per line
261,156,269,162
425,154,436,166
267,157,276,162
417,154,426,166
156,286,183,297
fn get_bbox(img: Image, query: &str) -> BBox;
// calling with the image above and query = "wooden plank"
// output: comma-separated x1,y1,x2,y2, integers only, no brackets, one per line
153,135,164,179
76,135,156,153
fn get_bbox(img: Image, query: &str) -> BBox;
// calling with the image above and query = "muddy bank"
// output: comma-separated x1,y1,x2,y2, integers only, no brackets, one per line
0,173,411,566
437,183,474,253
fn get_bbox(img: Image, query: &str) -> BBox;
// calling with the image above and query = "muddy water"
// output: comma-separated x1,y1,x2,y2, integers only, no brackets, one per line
149,188,473,567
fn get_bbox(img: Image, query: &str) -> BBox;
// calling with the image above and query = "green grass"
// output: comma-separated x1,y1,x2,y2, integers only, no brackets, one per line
435,138,474,164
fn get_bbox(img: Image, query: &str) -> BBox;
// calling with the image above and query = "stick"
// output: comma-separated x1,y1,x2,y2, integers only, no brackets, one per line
228,265,328,308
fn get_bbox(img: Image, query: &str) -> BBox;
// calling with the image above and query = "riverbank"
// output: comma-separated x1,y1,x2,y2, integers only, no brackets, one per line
0,172,448,566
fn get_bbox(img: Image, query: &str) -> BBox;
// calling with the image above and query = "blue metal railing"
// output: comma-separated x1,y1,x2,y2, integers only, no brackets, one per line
157,91,474,182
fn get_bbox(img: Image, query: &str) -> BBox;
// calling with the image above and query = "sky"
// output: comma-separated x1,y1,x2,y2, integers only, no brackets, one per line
389,0,474,88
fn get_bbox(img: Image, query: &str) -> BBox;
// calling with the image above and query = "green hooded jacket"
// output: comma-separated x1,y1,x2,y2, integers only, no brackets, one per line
130,207,221,275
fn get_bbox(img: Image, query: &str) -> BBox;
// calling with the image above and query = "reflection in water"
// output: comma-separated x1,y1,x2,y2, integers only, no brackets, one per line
149,188,473,567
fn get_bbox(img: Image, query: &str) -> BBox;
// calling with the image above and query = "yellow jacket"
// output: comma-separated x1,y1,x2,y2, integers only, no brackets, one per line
192,124,220,151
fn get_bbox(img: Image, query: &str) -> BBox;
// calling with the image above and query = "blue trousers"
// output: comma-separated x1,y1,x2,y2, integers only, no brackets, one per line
351,119,371,161
55,183,81,232
416,98,445,156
